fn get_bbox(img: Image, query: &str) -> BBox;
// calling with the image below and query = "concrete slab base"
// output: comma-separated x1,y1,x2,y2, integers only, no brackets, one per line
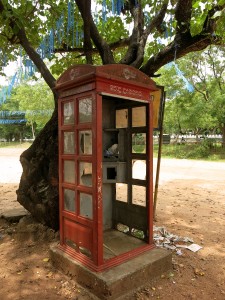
50,245,172,300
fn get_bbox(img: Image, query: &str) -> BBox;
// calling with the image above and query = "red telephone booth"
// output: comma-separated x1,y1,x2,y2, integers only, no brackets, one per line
56,64,158,272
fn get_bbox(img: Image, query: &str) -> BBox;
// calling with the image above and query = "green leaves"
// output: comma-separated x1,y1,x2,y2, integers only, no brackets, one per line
190,1,209,36
98,16,129,43
211,11,222,19
0,0,225,93
10,80,54,135
218,0,225,5
190,0,225,36
156,47,225,135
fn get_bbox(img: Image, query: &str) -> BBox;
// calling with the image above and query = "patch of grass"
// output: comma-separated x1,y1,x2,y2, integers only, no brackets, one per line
0,141,32,148
154,143,225,161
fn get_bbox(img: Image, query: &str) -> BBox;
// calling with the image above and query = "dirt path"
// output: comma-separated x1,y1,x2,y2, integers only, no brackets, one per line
0,148,225,300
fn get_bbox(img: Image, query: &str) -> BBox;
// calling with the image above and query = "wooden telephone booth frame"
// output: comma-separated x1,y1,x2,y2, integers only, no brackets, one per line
56,64,158,272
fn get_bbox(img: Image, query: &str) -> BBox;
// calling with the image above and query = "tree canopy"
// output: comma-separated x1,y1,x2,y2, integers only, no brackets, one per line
10,81,54,138
156,46,225,144
0,0,225,96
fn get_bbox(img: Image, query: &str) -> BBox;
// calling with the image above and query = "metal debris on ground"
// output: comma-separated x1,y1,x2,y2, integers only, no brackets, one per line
153,226,202,254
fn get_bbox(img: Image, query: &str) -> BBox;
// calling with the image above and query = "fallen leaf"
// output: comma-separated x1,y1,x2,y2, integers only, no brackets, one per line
194,268,200,275
194,268,205,276
46,272,53,278
43,258,50,262
167,272,174,278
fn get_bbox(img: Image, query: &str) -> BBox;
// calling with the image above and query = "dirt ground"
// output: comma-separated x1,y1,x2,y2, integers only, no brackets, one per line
0,147,225,300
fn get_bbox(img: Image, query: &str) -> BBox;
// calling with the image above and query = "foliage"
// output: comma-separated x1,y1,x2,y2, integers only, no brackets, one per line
155,46,225,143
10,81,54,137
0,97,27,141
0,0,225,90
154,142,225,160
0,123,25,141
0,80,54,140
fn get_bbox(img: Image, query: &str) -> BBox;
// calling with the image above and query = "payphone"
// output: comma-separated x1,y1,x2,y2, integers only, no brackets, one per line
56,64,158,271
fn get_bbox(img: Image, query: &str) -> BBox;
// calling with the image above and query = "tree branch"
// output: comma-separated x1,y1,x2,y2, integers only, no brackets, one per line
54,38,130,55
203,4,225,34
175,0,192,34
17,29,57,95
207,47,224,92
132,1,169,68
141,34,215,76
193,83,209,102
74,0,93,64
120,1,143,65
75,0,115,65
0,1,57,100
141,3,225,76
120,0,169,68
145,0,169,36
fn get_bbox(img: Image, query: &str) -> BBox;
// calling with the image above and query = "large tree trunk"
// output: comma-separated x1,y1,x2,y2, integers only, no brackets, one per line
16,109,59,230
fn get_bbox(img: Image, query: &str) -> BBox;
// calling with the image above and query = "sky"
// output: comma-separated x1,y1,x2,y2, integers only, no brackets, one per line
0,61,17,86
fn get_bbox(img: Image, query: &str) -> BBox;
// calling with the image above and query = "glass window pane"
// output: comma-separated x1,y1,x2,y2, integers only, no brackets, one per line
132,107,146,127
132,160,146,180
116,109,128,128
80,193,93,219
64,132,75,154
132,185,146,207
132,133,146,153
64,160,75,183
63,102,74,125
116,183,128,203
79,97,92,123
79,162,92,187
79,131,92,155
64,189,76,212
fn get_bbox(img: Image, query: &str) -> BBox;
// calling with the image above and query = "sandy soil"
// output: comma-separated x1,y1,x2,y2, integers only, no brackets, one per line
0,147,225,300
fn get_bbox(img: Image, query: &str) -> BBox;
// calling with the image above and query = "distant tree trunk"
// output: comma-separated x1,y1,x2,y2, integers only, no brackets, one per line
16,109,59,229
14,132,20,142
221,124,225,148
31,120,36,139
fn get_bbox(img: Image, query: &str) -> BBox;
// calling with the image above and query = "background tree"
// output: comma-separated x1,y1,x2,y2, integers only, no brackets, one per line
157,58,217,137
11,81,54,139
0,0,224,229
188,47,225,145
0,96,27,141
157,46,224,143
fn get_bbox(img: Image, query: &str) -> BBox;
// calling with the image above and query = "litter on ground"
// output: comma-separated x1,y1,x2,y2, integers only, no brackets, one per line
153,226,202,255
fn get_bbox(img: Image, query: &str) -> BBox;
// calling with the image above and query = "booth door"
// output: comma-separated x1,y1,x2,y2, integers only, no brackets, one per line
59,92,97,260
113,104,150,241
